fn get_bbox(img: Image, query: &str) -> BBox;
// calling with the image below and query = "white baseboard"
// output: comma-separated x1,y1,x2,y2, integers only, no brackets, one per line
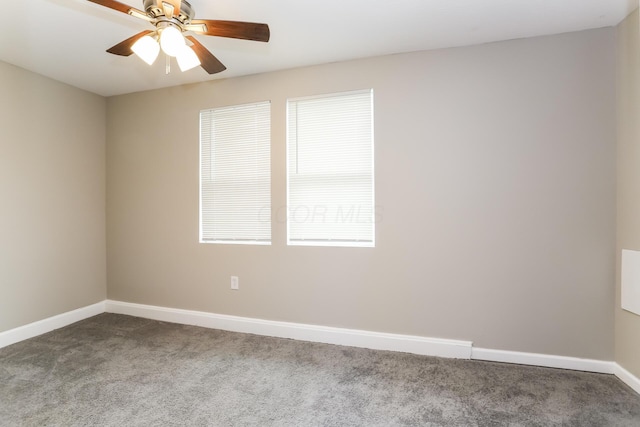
471,347,616,374
614,363,640,395
3,299,639,397
0,301,105,349
473,347,640,395
105,300,473,359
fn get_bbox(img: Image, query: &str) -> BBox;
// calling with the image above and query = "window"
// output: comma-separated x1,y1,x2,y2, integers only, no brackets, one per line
287,90,374,247
200,101,271,244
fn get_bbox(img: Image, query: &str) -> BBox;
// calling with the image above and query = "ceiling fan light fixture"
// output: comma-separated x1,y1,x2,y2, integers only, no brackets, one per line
131,34,160,65
176,45,201,72
159,26,185,57
93,0,270,75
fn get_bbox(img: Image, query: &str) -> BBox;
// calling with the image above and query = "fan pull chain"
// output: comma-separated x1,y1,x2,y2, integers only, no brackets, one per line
165,54,171,75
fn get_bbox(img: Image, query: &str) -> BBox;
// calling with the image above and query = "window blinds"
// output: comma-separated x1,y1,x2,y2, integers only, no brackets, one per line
287,90,374,247
200,101,271,244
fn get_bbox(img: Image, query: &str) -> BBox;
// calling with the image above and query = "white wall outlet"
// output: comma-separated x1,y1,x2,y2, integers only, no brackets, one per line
231,276,239,290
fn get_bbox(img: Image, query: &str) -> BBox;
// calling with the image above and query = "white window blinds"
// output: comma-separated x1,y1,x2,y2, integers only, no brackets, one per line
200,101,271,244
287,90,374,247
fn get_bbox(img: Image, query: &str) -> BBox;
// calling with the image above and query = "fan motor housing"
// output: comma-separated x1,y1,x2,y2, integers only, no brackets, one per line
143,0,195,23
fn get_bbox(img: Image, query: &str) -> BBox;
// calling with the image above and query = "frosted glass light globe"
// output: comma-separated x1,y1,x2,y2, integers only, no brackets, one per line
176,45,201,72
131,35,160,65
160,26,184,57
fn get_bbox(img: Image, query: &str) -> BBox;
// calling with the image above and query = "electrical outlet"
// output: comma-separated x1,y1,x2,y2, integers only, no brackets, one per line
231,276,239,290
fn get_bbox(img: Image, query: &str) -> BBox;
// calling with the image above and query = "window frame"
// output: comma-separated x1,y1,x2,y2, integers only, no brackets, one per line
199,100,272,245
285,89,375,248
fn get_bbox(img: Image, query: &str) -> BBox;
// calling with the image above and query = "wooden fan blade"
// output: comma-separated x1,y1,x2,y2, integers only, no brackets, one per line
107,30,154,56
88,0,149,21
190,20,270,42
186,36,227,74
87,0,133,15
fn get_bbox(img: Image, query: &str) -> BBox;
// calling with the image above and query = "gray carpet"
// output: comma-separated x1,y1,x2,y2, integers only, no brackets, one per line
0,314,639,426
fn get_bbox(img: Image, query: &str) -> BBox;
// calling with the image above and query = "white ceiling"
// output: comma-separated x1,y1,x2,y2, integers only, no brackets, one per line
0,0,635,97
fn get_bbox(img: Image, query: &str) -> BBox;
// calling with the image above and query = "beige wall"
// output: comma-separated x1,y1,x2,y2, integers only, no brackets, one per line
616,10,640,378
107,28,616,360
0,61,107,332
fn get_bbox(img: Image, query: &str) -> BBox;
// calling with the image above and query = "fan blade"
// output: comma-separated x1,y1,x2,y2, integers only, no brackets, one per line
189,20,270,42
88,0,149,21
87,0,133,14
107,30,154,56
186,36,227,74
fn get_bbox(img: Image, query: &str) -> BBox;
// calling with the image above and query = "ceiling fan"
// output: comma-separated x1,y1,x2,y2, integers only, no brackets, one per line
87,0,270,74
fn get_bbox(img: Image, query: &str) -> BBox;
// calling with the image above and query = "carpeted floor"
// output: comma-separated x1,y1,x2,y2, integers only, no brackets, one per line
0,314,639,426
